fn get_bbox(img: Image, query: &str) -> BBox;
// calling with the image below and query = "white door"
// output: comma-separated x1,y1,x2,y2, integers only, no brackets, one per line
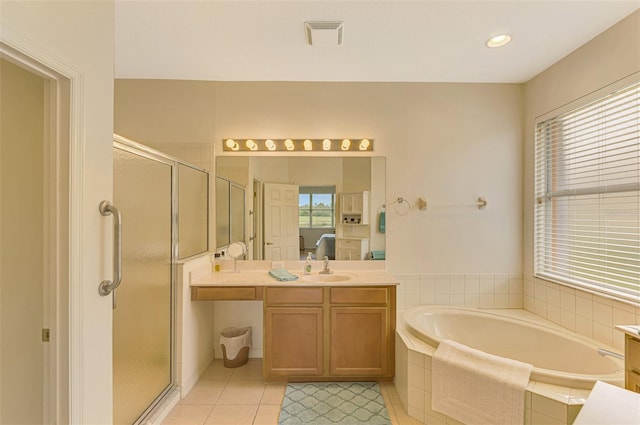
252,179,263,260
263,183,299,260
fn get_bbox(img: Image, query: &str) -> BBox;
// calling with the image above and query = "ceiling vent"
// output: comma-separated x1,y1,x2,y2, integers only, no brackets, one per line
304,21,343,46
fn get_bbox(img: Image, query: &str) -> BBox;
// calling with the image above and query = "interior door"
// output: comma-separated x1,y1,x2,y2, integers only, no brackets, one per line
112,147,173,424
263,183,299,260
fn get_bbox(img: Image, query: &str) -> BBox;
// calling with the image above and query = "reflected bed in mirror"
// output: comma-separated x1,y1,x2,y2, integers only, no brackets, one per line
216,156,385,261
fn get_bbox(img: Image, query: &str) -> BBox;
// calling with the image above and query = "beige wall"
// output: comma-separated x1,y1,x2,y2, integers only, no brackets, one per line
115,80,524,275
114,79,217,146
521,11,640,350
2,1,115,422
0,58,45,425
523,11,640,278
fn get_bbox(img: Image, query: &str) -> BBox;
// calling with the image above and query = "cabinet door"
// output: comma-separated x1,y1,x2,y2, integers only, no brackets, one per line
340,194,363,214
340,194,352,213
351,195,363,213
330,307,389,376
335,249,351,260
264,307,323,377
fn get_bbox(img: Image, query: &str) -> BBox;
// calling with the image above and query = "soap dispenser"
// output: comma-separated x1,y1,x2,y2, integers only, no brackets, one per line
304,253,313,275
213,253,222,272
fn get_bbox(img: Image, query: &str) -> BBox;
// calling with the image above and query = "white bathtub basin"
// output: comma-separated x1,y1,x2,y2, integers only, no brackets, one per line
404,306,624,389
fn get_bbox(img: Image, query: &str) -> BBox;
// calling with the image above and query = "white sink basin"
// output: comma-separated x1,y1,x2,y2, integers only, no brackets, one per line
300,273,354,283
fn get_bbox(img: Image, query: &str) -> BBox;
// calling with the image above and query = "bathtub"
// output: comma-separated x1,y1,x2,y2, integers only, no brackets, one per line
404,306,624,389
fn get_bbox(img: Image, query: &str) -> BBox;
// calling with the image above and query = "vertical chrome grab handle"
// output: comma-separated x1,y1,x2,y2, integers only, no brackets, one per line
98,201,122,296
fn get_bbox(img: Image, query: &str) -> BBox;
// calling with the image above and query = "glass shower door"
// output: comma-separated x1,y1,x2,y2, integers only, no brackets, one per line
113,147,173,424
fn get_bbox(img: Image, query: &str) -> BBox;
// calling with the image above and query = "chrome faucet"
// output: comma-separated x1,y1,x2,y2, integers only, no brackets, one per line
319,256,333,274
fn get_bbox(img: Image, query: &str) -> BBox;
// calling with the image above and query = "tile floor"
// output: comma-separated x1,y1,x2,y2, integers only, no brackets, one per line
161,359,421,425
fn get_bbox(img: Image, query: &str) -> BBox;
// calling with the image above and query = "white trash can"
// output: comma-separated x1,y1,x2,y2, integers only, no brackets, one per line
220,326,251,368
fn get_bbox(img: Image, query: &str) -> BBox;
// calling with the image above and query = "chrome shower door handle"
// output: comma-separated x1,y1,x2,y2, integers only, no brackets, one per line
98,200,122,297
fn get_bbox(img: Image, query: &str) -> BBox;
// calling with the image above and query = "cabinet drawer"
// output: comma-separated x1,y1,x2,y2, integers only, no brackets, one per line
266,287,324,305
627,370,640,393
337,239,361,250
191,286,259,301
330,287,388,305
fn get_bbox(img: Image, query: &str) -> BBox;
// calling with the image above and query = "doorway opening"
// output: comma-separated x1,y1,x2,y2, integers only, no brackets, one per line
0,46,71,424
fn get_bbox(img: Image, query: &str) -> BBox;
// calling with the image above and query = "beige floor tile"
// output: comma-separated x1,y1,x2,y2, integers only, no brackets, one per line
382,382,403,404
253,404,281,425
386,403,400,425
260,383,286,405
180,380,226,405
379,383,392,405
393,403,423,425
163,367,401,424
200,359,234,381
204,404,258,425
161,404,213,425
217,380,266,405
229,359,264,380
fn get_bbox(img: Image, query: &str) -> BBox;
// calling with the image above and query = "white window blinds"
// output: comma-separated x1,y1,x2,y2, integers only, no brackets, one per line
534,82,640,303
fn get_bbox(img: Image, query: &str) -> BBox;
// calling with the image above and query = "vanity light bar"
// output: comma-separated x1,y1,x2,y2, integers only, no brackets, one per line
223,138,374,152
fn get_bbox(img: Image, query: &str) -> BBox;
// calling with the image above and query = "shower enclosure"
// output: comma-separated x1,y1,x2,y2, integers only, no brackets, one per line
108,135,208,424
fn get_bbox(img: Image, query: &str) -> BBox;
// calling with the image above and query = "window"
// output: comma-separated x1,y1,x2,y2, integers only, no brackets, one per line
534,82,640,303
299,186,336,228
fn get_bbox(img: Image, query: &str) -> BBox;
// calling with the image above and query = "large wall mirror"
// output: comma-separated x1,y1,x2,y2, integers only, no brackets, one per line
216,156,385,261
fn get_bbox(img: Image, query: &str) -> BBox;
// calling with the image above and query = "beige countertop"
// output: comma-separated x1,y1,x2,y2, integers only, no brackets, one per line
190,268,399,287
616,324,640,339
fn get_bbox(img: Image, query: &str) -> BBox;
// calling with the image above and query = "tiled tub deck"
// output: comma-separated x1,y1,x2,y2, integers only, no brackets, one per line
395,329,591,425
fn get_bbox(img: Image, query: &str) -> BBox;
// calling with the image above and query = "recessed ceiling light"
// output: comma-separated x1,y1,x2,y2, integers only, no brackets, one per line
486,34,512,48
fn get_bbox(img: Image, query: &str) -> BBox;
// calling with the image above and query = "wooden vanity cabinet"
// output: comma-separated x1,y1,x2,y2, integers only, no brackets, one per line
263,285,395,381
625,333,640,393
263,288,324,377
329,287,391,376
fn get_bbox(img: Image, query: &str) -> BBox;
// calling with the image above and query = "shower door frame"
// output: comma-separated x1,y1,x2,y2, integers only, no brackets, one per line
113,133,210,424
113,136,179,425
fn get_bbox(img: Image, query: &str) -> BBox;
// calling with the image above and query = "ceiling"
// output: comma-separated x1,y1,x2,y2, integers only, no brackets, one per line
115,0,640,83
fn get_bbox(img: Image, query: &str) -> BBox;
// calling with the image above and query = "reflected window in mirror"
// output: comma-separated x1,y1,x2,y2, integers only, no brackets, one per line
299,186,336,229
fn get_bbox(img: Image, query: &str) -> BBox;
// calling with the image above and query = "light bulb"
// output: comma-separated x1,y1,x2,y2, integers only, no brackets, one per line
265,139,276,151
486,34,512,48
304,139,313,151
245,139,257,150
341,139,351,150
225,139,236,149
323,139,331,150
359,139,370,150
284,139,295,151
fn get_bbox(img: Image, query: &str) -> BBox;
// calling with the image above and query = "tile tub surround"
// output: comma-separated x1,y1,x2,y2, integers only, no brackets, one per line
395,330,590,425
394,273,524,311
524,277,640,353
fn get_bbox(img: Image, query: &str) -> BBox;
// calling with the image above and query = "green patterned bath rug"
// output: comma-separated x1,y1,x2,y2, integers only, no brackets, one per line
278,382,391,425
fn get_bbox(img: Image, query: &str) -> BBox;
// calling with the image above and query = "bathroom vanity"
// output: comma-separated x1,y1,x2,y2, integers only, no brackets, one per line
190,265,398,382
